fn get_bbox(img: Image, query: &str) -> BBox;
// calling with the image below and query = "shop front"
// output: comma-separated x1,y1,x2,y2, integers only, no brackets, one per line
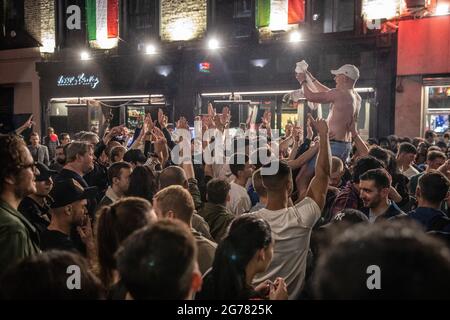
395,15,450,138
36,55,177,136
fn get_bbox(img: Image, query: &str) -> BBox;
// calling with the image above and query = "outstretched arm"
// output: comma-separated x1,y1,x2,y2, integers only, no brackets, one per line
306,71,331,92
306,115,331,210
297,73,335,104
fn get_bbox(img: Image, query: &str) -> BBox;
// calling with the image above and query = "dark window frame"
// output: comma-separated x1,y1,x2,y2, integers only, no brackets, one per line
307,0,358,35
0,0,25,37
121,0,160,46
207,0,257,41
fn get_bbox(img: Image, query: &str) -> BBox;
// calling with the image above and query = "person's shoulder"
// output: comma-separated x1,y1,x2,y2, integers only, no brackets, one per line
293,197,321,213
193,231,217,249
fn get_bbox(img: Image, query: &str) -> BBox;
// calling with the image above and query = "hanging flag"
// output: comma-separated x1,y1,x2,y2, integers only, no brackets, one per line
256,0,271,28
86,0,118,46
256,0,305,29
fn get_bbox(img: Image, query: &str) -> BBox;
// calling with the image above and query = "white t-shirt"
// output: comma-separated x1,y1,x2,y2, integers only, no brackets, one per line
227,181,252,215
252,197,321,299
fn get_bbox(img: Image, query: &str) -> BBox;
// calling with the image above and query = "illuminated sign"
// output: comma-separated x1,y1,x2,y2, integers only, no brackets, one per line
199,62,211,73
57,73,100,89
362,0,401,20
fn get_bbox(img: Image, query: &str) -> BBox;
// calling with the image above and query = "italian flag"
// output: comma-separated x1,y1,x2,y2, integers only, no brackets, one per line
256,0,305,30
86,0,119,42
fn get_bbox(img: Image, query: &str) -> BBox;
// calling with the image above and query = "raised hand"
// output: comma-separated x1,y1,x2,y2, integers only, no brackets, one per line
208,102,216,117
308,114,328,136
221,106,231,129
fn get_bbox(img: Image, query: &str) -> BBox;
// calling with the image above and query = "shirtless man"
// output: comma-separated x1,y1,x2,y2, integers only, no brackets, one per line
297,64,361,160
295,64,361,200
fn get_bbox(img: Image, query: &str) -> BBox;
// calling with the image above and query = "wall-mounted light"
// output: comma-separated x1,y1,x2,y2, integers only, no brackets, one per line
167,18,196,41
94,38,118,50
289,31,301,43
80,51,90,61
40,38,55,53
250,59,269,68
145,44,157,55
156,65,173,77
208,38,220,50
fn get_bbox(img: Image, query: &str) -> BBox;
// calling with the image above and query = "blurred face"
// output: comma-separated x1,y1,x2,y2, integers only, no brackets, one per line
359,180,386,209
113,150,125,163
80,148,95,174
114,168,132,194
35,178,53,197
30,135,39,146
48,128,54,135
330,169,344,187
70,199,88,226
428,157,446,170
14,147,37,198
380,140,389,149
55,148,65,164
418,143,428,155
241,162,253,180
400,153,416,166
61,135,71,146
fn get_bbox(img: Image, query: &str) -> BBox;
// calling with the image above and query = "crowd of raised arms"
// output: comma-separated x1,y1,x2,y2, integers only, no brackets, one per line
1,65,450,300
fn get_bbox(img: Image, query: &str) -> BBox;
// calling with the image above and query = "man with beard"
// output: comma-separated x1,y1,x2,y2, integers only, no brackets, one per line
40,179,96,262
18,162,56,234
49,145,66,173
359,169,405,223
0,134,40,275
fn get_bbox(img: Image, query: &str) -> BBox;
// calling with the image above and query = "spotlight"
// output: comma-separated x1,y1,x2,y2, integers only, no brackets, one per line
289,31,301,43
208,38,220,50
80,51,90,61
145,44,157,55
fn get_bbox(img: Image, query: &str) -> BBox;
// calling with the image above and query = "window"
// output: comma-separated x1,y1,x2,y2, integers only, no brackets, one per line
56,0,87,49
123,0,159,44
0,0,24,37
423,83,450,134
209,0,255,39
311,0,355,33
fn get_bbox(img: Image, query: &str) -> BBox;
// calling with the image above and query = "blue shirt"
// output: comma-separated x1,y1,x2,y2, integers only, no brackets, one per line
408,207,450,232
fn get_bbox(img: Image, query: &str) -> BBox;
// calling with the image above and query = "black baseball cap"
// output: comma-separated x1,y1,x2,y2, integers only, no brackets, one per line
35,162,57,181
50,179,97,209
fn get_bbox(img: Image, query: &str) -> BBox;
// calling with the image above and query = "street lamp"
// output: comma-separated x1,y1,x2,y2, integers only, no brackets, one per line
80,51,90,61
208,38,220,50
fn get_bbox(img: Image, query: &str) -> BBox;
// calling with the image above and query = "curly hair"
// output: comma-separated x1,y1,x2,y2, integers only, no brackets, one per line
0,134,27,194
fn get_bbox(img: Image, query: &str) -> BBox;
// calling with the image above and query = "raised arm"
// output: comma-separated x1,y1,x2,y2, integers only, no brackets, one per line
306,115,331,210
297,73,335,104
306,71,331,92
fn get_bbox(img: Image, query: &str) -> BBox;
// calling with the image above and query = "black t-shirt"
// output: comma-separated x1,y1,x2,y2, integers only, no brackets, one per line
18,197,51,235
40,229,78,253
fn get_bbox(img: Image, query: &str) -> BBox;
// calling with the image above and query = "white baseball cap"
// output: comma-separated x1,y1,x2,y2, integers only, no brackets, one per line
331,64,360,81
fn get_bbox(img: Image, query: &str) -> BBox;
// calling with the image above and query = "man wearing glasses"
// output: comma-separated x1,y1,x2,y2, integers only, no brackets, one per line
0,134,40,275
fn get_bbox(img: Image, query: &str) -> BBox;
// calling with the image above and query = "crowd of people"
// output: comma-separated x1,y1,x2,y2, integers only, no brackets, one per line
1,65,450,300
